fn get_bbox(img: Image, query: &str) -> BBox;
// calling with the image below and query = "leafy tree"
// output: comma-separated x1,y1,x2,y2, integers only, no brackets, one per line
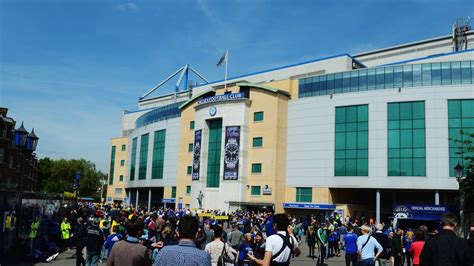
38,158,105,198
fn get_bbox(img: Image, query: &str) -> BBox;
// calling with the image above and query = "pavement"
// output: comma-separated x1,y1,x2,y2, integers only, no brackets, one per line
28,242,348,266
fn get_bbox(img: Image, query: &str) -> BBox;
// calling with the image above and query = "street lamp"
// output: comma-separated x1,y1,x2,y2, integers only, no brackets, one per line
14,122,28,148
26,128,39,152
454,161,467,237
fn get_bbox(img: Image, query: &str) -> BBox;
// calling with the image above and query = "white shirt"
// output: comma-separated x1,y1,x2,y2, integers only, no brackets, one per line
205,239,236,266
265,231,299,263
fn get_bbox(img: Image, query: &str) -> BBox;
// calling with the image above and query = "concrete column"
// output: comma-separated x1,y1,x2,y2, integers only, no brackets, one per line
376,190,381,224
435,191,440,206
148,189,152,211
136,189,139,208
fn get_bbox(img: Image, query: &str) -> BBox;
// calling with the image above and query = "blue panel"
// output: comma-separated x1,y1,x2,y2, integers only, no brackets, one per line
283,202,336,210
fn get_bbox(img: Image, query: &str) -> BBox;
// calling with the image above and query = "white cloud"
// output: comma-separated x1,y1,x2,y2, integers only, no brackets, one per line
118,2,139,13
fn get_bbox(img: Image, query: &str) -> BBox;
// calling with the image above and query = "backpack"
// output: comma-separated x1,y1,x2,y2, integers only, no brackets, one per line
217,241,234,266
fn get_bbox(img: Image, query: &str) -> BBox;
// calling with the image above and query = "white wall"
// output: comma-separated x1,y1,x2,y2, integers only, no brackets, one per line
126,117,180,188
286,84,474,190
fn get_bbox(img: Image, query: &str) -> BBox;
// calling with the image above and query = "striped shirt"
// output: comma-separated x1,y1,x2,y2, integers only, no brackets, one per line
153,239,211,266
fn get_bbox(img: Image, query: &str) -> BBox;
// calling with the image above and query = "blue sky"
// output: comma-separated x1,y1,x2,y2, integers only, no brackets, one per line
0,0,472,171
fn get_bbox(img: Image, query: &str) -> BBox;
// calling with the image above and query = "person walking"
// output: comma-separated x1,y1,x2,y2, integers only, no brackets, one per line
372,224,391,266
85,217,105,266
306,225,316,259
107,217,151,266
343,225,358,266
247,213,301,266
205,225,236,266
74,217,87,266
357,225,383,266
229,223,244,251
153,215,211,266
316,223,328,265
103,225,122,259
419,213,470,266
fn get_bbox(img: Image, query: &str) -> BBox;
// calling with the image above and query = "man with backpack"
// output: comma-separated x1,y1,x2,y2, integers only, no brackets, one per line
248,213,301,265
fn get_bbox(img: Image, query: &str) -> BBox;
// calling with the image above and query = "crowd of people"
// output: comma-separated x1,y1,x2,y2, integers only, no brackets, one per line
23,202,474,266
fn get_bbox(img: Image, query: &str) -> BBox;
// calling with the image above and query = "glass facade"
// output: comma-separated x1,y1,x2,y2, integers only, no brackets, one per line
109,146,116,185
207,120,222,188
448,99,474,176
388,101,426,176
135,101,184,128
130,138,137,181
251,186,261,196
335,105,368,176
138,134,149,180
254,111,264,122
253,137,263,147
299,61,474,98
251,163,262,173
296,187,312,202
152,130,166,179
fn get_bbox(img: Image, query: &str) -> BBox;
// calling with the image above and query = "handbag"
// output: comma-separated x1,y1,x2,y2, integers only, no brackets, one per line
218,241,234,266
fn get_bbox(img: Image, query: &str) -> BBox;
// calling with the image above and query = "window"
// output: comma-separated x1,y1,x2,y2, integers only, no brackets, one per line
109,146,116,185
152,130,166,179
296,187,312,202
171,186,176,198
207,119,222,187
448,99,474,176
186,186,191,194
119,175,124,181
0,148,4,163
335,105,368,176
388,101,426,176
115,188,123,194
120,160,125,166
251,163,262,174
251,186,261,196
190,121,195,130
130,138,138,181
138,134,149,180
252,137,263,148
187,166,192,175
185,204,190,209
254,111,264,122
188,143,194,152
121,144,126,151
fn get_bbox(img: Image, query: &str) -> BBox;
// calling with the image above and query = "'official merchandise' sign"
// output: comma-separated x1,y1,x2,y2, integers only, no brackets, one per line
197,92,245,105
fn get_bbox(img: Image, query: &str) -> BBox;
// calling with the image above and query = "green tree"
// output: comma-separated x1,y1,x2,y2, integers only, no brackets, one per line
38,158,105,198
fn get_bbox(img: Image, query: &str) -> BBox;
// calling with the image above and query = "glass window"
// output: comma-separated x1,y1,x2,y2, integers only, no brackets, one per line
334,105,368,176
109,146,116,185
403,65,413,87
327,74,335,94
359,69,367,91
394,66,403,88
188,143,194,152
187,166,192,175
251,163,262,173
251,186,261,196
121,144,126,151
171,187,176,198
190,121,195,130
130,138,137,181
138,134,149,180
120,160,125,166
385,67,394,89
312,76,320,96
152,130,166,179
441,62,451,85
422,64,432,86
448,99,474,176
387,102,426,176
334,73,343,93
119,175,123,181
296,187,312,202
342,72,350,92
207,120,222,187
253,137,263,147
376,67,385,89
431,63,441,85
451,62,461,84
115,188,123,195
320,75,327,95
254,111,264,122
412,64,422,87
186,186,191,194
461,61,471,84
350,71,359,92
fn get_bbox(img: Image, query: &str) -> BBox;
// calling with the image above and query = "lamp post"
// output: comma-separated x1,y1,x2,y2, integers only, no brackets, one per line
454,162,467,237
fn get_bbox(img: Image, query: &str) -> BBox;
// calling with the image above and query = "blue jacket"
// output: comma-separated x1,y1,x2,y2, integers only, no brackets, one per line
343,232,358,254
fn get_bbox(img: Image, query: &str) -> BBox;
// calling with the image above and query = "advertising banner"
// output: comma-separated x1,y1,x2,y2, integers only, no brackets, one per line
192,130,202,180
393,205,448,220
224,126,240,180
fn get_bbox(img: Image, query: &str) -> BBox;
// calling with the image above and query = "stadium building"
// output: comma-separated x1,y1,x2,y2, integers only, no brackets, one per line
107,27,474,221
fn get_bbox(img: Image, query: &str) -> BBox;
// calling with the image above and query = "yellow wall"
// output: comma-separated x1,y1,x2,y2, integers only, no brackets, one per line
106,137,128,202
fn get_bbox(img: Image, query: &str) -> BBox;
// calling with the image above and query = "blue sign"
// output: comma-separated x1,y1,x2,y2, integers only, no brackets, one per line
197,92,245,105
209,106,217,116
283,202,336,210
393,204,448,220
161,198,176,203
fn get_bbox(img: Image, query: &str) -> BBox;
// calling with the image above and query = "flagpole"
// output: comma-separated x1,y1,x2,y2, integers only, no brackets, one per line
224,50,228,92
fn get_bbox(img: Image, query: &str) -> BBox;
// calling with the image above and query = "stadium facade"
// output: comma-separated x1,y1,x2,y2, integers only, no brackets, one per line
107,30,474,220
